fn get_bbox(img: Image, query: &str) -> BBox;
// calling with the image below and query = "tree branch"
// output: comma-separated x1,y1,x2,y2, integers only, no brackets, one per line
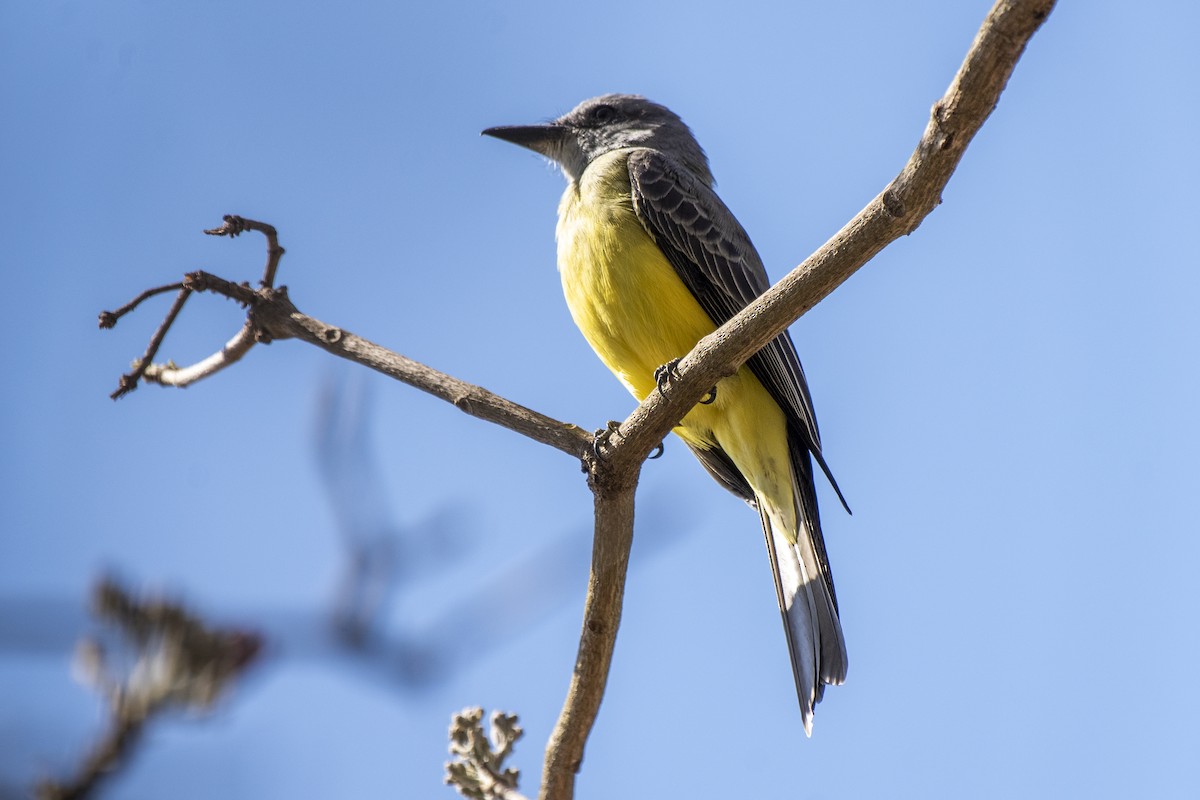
98,2,1055,798
102,262,593,461
598,0,1058,475
534,2,1056,798
539,479,637,800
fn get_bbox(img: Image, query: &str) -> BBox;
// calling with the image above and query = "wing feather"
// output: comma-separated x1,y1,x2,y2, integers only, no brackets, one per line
627,149,848,514
627,148,850,724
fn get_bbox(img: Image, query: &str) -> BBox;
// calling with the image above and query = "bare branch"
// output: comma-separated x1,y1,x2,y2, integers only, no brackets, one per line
247,281,593,460
102,216,284,400
141,320,258,389
599,0,1059,474
204,214,286,288
103,256,593,459
107,285,192,400
97,282,185,329
97,3,1055,798
539,480,636,800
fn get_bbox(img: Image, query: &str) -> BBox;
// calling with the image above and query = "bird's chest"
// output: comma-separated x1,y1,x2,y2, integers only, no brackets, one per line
555,167,716,400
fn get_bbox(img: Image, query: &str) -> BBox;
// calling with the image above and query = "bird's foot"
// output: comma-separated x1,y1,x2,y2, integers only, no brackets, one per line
593,421,665,461
654,358,717,404
592,420,622,460
654,359,681,394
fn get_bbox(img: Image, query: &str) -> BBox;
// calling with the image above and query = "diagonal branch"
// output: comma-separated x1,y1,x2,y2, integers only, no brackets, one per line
598,0,1058,475
536,2,1056,799
99,3,1055,799
102,264,593,460
241,280,594,459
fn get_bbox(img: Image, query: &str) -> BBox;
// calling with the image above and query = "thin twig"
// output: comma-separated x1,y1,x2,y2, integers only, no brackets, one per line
141,321,258,389
103,243,593,457
97,282,185,329
103,217,285,399
203,215,285,288
134,271,262,388
110,286,191,400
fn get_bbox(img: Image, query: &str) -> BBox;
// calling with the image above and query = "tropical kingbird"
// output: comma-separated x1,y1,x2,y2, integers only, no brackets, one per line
484,94,847,734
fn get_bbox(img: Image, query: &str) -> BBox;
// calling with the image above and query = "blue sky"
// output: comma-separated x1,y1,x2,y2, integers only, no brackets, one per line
3,1,1199,797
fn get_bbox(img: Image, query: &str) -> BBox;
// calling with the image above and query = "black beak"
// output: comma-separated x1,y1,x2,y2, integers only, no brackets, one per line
481,123,567,158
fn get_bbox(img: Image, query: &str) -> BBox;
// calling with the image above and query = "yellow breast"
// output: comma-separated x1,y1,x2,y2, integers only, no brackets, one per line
554,149,795,527
555,149,718,403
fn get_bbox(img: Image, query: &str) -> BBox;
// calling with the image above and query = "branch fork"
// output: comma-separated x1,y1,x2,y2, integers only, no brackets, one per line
99,3,1056,797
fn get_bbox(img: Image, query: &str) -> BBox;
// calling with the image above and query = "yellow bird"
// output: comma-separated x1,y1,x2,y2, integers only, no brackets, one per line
484,94,848,734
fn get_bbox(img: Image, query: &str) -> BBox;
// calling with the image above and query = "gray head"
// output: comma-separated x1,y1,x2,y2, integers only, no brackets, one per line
483,94,713,185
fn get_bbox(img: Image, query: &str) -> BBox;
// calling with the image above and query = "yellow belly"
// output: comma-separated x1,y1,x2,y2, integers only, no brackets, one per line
555,150,797,533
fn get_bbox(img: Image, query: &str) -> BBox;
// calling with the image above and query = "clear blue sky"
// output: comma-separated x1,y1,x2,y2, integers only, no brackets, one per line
3,1,1198,797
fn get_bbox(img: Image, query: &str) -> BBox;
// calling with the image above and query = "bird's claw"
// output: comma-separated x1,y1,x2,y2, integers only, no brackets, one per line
592,420,622,460
593,421,665,461
654,359,682,394
655,358,716,405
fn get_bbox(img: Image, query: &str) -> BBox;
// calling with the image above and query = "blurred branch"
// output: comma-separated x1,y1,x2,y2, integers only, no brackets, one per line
312,373,636,684
34,578,262,800
445,708,528,800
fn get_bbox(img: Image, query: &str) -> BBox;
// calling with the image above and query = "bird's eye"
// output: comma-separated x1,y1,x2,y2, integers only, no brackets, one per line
588,104,617,125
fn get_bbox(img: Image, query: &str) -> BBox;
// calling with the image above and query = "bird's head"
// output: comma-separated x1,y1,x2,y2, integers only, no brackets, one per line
483,94,712,185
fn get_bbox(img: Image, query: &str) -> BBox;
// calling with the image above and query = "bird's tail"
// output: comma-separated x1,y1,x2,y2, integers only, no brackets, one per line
758,499,848,736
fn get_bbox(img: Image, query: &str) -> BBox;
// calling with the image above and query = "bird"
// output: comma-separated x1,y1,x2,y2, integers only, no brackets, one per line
483,94,847,735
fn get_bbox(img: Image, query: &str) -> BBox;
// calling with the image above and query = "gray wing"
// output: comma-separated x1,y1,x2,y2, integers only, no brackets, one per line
626,148,847,514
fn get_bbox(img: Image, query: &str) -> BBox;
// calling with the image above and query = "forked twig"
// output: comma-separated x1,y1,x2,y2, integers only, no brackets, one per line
101,225,591,457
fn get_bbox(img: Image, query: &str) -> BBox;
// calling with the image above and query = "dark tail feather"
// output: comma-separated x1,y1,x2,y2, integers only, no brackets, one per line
811,446,852,516
758,506,847,736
